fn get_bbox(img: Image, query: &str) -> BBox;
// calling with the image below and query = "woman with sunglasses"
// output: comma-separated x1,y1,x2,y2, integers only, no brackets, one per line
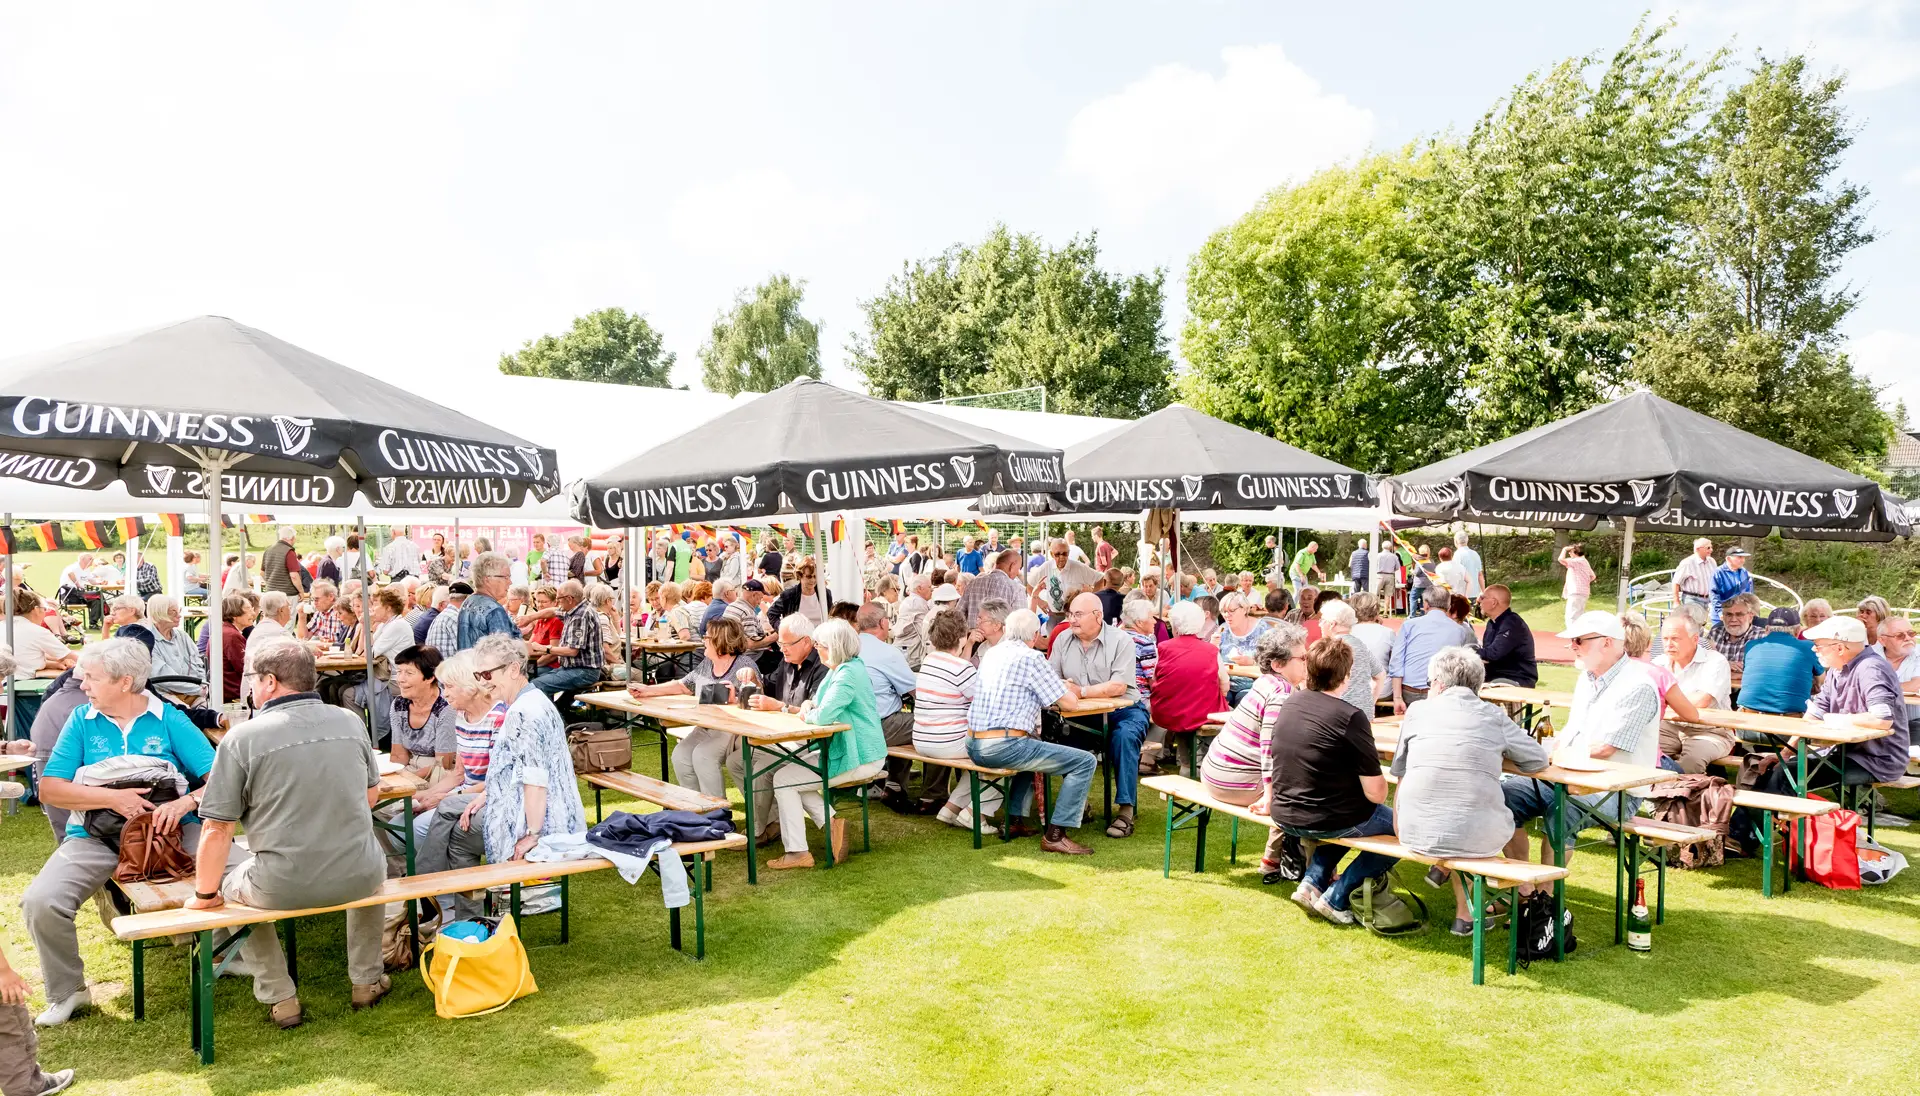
627,616,760,798
418,635,586,922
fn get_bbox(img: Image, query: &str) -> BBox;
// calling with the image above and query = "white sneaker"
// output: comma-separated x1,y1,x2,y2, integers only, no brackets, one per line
37,1069,76,1095
1311,892,1356,925
935,803,976,830
1290,881,1322,914
34,989,90,1027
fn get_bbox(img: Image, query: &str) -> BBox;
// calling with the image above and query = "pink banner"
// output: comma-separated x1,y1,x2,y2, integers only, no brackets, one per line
405,523,586,560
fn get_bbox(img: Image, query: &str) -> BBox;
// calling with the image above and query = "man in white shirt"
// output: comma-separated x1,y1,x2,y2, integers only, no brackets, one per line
1653,604,1733,773
377,527,424,579
1451,531,1485,599
1370,544,1399,606
1670,538,1716,610
1063,530,1089,566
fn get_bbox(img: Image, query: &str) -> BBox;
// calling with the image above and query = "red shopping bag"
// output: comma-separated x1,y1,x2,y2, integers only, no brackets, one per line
1788,796,1861,890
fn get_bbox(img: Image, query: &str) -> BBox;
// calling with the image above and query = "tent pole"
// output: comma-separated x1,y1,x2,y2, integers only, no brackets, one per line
4,512,13,742
453,518,461,578
622,525,634,675
1617,516,1636,614
206,461,225,710
359,514,372,731
813,513,826,599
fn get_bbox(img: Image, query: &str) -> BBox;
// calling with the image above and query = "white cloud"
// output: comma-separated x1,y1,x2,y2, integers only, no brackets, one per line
1850,328,1920,412
1664,0,1920,92
667,169,869,262
1060,44,1375,220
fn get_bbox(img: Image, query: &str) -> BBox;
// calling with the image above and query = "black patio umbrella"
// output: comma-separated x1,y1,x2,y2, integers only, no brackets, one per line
1382,389,1887,608
979,403,1377,575
0,316,560,707
570,377,1066,528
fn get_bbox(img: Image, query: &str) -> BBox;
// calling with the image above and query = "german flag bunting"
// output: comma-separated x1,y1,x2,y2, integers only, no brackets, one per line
248,514,274,524
29,523,59,551
0,527,14,556
830,518,846,543
864,518,884,531
768,523,788,536
943,519,962,528
975,520,991,532
75,520,107,550
219,515,239,529
801,520,817,539
669,523,687,538
115,516,148,541
159,513,186,537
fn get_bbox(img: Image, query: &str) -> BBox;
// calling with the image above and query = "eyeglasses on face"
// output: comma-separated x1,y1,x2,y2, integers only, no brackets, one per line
474,662,514,682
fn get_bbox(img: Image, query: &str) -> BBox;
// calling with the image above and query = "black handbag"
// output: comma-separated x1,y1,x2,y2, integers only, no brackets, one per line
82,778,182,852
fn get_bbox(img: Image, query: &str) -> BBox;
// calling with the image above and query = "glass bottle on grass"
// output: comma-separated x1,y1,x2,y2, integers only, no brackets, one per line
1627,879,1652,953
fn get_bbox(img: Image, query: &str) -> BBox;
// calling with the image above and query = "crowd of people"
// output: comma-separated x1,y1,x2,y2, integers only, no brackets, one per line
2,521,1916,1084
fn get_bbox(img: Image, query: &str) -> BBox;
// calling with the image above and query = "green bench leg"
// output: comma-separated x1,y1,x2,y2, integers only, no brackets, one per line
861,784,871,852
195,929,215,1066
1507,885,1520,976
694,856,707,959
1655,847,1668,925
1229,817,1240,865
132,938,144,1021
594,784,604,823
1760,810,1776,898
1193,806,1210,873
560,874,571,944
510,882,522,922
970,774,983,851
1161,797,1175,878
1471,874,1486,986
670,902,682,951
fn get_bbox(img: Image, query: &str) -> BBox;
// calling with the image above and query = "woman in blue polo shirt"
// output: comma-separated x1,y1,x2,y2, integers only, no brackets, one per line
22,638,215,1027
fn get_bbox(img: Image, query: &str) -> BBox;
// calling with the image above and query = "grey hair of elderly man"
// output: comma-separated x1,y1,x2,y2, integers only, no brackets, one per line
1424,586,1451,611
912,573,933,596
1669,602,1707,634
471,551,512,584
1427,645,1486,694
778,614,815,643
259,590,292,623
1002,609,1042,645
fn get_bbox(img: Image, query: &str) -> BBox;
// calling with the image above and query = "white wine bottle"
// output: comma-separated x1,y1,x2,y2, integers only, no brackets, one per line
1627,878,1652,953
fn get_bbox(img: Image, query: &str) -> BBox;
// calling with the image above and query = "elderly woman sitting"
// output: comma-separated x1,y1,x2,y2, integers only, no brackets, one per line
765,619,887,869
1390,646,1550,935
1214,591,1273,707
1149,602,1229,775
628,616,760,798
99,593,144,641
1200,622,1308,879
418,634,586,922
1319,599,1386,714
389,646,457,778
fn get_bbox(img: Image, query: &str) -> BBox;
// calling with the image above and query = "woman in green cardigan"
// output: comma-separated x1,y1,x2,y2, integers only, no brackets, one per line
767,618,889,870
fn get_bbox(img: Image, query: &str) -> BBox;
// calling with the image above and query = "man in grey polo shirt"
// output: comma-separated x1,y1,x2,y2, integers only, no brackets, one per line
185,638,390,1029
1049,592,1150,838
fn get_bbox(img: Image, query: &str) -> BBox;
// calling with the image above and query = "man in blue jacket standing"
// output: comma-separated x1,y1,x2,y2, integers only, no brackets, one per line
1709,546,1754,625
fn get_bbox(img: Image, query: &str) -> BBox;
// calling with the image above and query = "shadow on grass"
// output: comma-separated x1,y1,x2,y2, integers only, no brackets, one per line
28,799,1067,1096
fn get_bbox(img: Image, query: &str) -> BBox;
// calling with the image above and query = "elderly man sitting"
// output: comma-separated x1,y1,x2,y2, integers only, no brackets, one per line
1500,611,1661,916
299,579,351,649
967,609,1096,855
1736,615,1911,845
142,594,207,699
733,615,830,847
526,579,605,702
1706,592,1760,678
1652,603,1734,773
184,639,391,1027
1050,592,1150,838
854,601,924,808
1389,587,1473,713
24,639,218,1026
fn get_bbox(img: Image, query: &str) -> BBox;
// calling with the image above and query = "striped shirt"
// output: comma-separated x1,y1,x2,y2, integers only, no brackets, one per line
912,651,977,752
1199,672,1294,798
1672,552,1716,598
1130,630,1159,703
455,702,507,788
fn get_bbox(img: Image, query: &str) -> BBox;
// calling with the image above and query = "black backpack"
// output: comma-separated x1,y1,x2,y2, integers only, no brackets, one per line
1515,891,1577,965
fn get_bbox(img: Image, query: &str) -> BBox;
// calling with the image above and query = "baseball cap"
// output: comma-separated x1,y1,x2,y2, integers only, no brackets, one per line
1556,610,1626,641
931,584,960,603
1726,546,1750,558
1765,606,1801,629
743,579,766,593
449,581,474,596
1802,616,1868,644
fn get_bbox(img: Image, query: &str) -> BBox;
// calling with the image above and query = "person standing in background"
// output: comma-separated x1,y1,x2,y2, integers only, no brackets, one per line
1093,526,1117,572
1556,543,1594,631
1670,538,1715,610
1709,546,1754,625
1451,531,1484,602
1348,541,1370,594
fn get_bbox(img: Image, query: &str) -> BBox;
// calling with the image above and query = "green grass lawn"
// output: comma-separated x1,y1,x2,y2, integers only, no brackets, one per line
8,746,1920,1096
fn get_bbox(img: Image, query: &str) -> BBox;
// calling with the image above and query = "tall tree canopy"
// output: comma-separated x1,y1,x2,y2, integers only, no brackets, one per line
1183,22,1890,475
699,274,822,395
1636,55,1889,472
853,224,1173,417
498,307,676,387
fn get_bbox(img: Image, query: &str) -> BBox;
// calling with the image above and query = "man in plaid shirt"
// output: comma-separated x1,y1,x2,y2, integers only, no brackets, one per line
1705,593,1759,674
965,609,1098,856
529,579,604,701
299,580,353,648
542,536,575,587
1501,610,1662,887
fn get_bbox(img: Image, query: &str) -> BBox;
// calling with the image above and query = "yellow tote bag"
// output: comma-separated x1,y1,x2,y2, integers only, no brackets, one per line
420,914,539,1019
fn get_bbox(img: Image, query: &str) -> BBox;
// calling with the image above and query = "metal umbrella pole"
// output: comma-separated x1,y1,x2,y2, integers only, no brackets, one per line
621,524,634,679
4,511,13,744
1616,516,1637,614
204,457,226,710
359,514,373,730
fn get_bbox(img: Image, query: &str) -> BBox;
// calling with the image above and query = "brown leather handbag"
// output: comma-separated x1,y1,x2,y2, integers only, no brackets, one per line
113,812,198,885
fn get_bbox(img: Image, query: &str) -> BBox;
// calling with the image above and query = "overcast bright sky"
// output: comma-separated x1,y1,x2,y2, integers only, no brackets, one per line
1,2,1915,414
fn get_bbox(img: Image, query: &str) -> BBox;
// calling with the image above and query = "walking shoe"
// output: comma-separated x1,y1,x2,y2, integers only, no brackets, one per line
1310,892,1356,925
350,975,391,1010
767,851,814,870
1039,826,1093,855
1450,918,1476,937
1289,881,1322,913
37,1069,76,1095
1424,865,1450,889
1007,818,1043,839
755,822,783,849
935,804,975,830
34,990,90,1027
271,997,304,1028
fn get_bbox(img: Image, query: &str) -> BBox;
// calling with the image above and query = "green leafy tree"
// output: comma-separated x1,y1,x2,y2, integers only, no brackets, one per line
498,307,676,387
1637,54,1889,472
1181,149,1458,474
852,224,1173,417
699,274,822,395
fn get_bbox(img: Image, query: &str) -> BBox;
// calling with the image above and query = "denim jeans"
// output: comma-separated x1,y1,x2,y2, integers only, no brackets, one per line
530,665,604,702
1105,703,1151,807
1282,803,1398,911
1225,675,1252,710
968,733,1098,829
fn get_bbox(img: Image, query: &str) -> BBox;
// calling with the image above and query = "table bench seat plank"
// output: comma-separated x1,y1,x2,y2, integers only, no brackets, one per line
1730,790,1836,816
584,770,729,814
1621,818,1719,846
885,746,1015,777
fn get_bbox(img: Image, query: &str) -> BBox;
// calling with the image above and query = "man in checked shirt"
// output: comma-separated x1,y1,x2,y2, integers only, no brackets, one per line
1498,611,1663,897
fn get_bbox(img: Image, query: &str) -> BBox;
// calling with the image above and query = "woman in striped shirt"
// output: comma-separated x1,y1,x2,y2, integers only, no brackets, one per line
1200,622,1308,874
914,611,1002,829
